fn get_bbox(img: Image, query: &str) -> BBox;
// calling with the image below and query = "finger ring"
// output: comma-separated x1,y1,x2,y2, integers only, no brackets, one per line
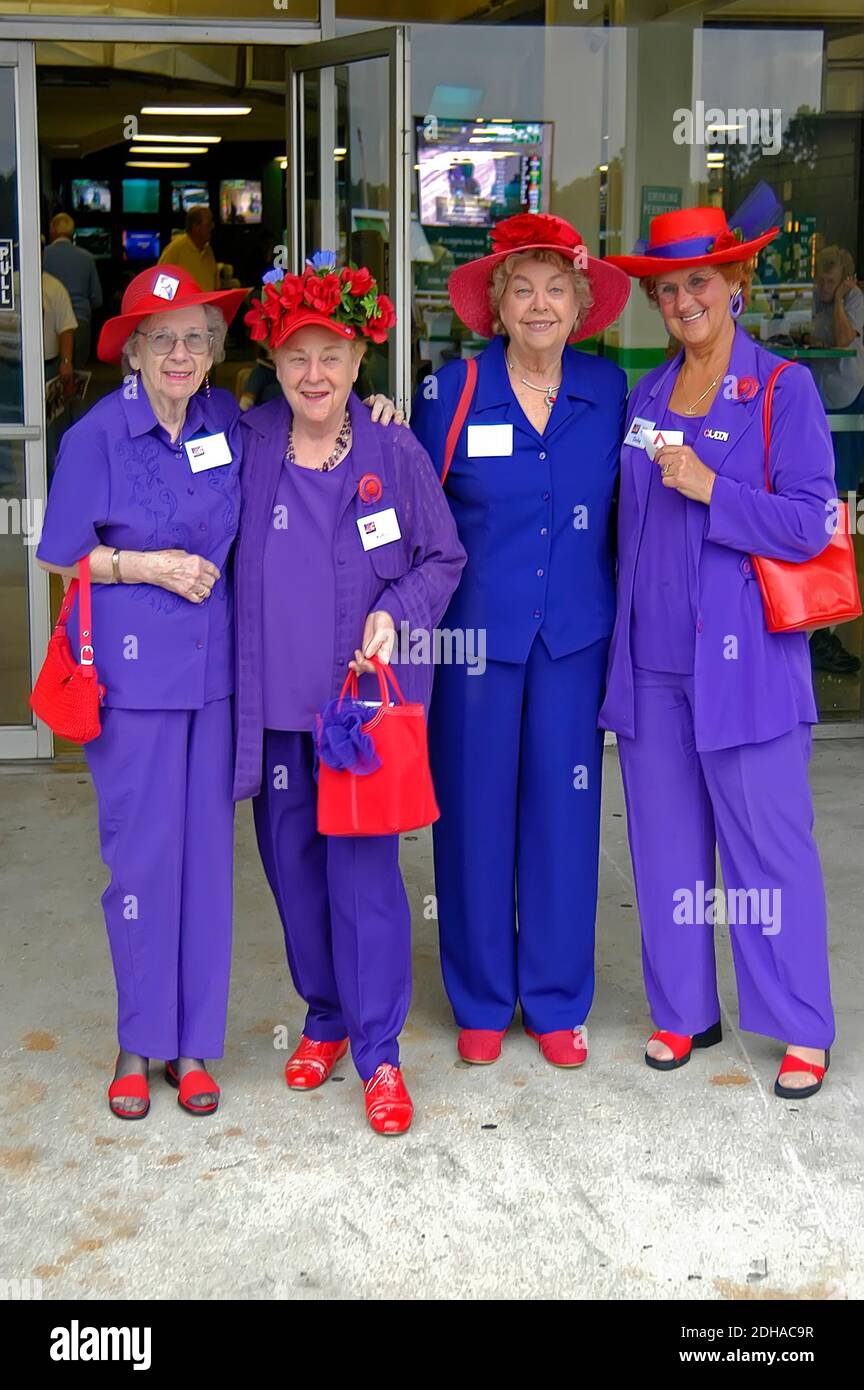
662,463,671,475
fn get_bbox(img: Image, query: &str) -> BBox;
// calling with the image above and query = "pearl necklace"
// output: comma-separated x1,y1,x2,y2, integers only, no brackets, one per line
285,411,351,471
506,355,561,411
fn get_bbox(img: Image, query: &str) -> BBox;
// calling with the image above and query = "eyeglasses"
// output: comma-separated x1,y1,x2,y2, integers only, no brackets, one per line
654,271,720,304
134,329,213,356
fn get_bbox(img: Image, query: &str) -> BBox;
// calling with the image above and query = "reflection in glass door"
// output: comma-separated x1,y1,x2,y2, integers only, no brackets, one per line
0,42,51,757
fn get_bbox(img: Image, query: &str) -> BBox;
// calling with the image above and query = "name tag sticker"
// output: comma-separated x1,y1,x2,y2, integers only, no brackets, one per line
184,432,232,472
642,427,684,461
357,507,401,551
625,416,655,449
466,423,513,458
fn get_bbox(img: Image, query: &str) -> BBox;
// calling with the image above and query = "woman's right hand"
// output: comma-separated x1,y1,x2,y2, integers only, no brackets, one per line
146,549,220,603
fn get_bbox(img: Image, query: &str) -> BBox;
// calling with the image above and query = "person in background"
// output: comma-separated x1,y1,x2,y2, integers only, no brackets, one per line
42,268,77,479
238,345,281,411
159,206,218,292
805,245,863,675
43,212,103,369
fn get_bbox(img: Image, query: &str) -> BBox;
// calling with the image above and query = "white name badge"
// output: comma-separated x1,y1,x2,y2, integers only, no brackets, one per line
641,427,684,461
357,507,402,551
184,432,232,473
624,416,655,449
467,423,513,458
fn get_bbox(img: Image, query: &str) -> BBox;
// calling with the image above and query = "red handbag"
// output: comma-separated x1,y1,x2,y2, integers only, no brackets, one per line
751,361,862,633
30,555,105,743
316,657,439,837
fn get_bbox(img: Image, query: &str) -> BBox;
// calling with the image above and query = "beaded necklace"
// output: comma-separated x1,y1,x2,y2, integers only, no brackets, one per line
285,411,352,471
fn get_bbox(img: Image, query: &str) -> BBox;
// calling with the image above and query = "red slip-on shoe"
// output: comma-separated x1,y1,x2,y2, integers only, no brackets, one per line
525,1025,588,1068
774,1048,830,1101
285,1035,349,1091
363,1064,413,1136
108,1061,150,1121
644,1019,723,1071
165,1060,220,1115
458,1028,506,1064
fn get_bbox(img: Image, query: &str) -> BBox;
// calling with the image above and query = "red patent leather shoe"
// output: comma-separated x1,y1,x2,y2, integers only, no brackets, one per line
525,1025,588,1068
644,1019,722,1071
363,1064,413,1135
108,1058,150,1120
165,1060,220,1115
285,1035,349,1090
774,1048,830,1100
458,1028,506,1064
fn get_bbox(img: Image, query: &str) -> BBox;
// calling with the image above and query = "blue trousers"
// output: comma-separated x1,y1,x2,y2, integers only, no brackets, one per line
429,635,609,1033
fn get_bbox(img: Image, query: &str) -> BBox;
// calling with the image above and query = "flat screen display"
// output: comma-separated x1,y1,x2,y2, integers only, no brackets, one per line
71,179,111,213
122,229,161,262
415,119,551,228
171,182,210,214
73,227,111,259
220,179,262,224
122,179,160,214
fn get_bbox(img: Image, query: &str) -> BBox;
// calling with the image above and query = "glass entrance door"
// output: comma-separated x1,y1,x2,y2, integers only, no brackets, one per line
0,41,51,758
286,28,412,409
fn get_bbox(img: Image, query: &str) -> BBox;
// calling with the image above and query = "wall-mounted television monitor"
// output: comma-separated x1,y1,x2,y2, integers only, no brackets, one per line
122,229,161,262
415,119,552,228
122,179,160,214
220,179,262,224
73,227,111,260
171,182,210,214
71,179,111,213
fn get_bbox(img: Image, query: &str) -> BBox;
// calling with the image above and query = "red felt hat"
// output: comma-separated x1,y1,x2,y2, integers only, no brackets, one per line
97,265,250,364
606,205,780,278
448,213,631,342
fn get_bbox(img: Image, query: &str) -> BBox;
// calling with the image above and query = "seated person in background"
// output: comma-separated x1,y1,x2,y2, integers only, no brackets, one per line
239,346,282,411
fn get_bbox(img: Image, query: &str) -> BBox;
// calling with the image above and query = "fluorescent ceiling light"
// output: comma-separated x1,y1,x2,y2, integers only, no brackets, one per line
141,105,251,116
127,160,190,169
333,147,347,156
131,146,209,155
135,133,221,144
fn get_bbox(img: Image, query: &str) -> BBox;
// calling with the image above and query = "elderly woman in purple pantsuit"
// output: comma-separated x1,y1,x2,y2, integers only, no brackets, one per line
233,258,465,1135
601,191,838,1099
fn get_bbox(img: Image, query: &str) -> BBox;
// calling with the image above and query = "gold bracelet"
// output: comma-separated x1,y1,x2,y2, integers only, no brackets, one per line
111,548,121,584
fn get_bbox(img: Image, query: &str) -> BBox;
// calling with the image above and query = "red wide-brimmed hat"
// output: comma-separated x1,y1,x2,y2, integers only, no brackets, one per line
448,213,631,342
607,201,780,279
245,255,396,351
97,265,250,364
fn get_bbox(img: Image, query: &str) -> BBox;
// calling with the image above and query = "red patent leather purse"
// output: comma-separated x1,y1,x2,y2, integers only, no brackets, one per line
30,555,105,742
752,362,862,633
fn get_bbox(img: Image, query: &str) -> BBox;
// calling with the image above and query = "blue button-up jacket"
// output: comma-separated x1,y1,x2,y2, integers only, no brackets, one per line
410,334,628,664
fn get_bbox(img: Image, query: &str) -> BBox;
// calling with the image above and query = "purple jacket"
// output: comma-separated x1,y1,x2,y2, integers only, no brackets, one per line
232,390,466,800
599,326,836,751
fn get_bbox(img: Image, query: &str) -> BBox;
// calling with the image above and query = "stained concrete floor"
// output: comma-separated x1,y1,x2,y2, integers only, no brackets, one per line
1,742,862,1302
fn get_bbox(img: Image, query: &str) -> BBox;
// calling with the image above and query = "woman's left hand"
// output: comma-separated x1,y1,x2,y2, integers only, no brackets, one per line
349,609,397,675
363,394,406,426
654,444,717,505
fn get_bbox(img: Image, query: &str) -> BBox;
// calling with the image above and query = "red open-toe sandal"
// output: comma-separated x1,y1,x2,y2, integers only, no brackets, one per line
644,1020,722,1071
774,1049,830,1101
108,1059,150,1121
165,1060,220,1116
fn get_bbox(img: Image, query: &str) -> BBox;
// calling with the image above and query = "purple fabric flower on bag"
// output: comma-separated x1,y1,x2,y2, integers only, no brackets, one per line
315,698,381,775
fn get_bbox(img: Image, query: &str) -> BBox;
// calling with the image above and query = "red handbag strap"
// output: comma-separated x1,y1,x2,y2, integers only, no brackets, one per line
337,654,406,707
440,355,477,486
761,360,794,494
54,554,94,665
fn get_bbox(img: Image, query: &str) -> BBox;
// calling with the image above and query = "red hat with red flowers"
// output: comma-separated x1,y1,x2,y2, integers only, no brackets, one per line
448,213,630,342
606,193,780,278
97,264,250,365
245,251,396,351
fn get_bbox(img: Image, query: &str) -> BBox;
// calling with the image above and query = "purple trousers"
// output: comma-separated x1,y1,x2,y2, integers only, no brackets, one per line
253,729,412,1081
616,669,834,1048
84,697,235,1059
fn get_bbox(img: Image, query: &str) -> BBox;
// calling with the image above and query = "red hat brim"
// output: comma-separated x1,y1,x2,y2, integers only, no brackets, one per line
97,285,250,364
605,227,780,279
448,243,631,342
270,310,358,351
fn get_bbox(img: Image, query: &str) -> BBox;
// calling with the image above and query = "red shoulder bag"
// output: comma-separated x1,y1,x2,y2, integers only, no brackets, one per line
30,555,105,742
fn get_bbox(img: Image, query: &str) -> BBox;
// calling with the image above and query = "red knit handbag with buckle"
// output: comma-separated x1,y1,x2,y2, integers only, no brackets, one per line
316,656,439,837
30,555,105,742
751,362,862,633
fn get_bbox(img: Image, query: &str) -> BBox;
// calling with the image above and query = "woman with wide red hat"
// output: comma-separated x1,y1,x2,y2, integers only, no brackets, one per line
410,213,630,1069
599,185,837,1098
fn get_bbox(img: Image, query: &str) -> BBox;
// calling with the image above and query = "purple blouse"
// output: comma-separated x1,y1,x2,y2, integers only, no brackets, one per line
629,408,701,674
261,452,348,731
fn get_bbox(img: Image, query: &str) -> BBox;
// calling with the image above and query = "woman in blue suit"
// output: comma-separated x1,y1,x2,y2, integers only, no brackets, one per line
411,214,630,1068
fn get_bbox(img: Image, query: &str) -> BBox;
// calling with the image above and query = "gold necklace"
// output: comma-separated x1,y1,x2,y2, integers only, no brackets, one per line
506,354,561,411
679,371,721,416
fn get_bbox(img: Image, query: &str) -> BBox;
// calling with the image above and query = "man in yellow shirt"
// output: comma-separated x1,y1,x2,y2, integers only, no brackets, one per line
158,205,217,291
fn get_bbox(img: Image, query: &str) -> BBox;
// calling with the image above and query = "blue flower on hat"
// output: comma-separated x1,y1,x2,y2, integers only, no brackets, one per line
307,249,337,271
262,267,283,285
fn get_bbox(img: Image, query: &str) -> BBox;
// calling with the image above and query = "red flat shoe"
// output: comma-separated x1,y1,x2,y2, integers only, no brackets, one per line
108,1062,150,1121
285,1035,349,1090
645,1019,722,1071
525,1025,588,1068
458,1028,506,1064
774,1048,830,1100
363,1064,413,1135
165,1060,220,1115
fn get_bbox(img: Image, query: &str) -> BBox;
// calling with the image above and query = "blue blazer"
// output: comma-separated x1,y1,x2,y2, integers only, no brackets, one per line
410,335,628,664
